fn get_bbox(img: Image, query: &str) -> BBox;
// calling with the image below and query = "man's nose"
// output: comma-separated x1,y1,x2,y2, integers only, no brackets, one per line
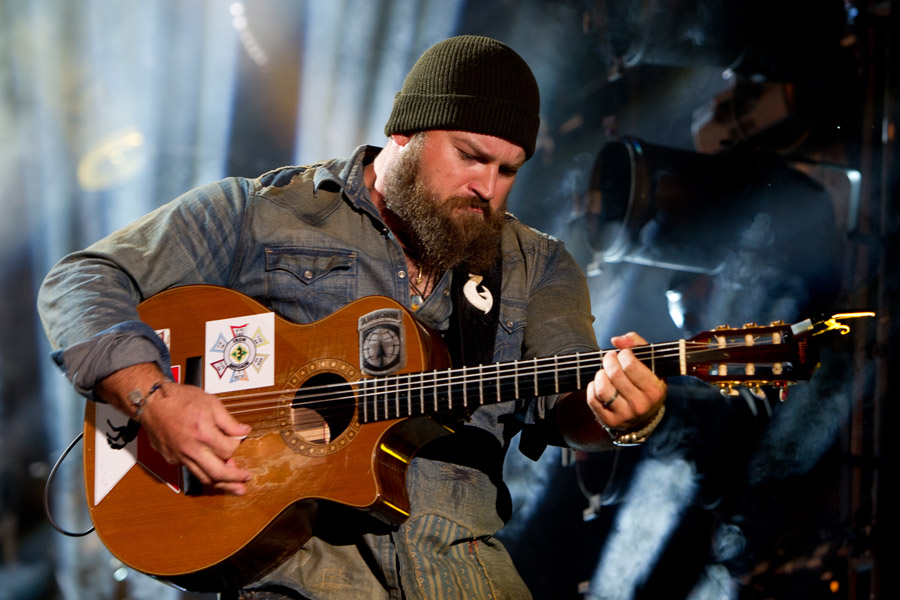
469,165,497,202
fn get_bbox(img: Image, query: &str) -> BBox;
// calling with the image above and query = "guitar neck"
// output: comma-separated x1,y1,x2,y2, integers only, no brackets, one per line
358,344,684,423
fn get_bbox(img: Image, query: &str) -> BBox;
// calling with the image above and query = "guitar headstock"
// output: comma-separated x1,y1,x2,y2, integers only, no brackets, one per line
683,312,874,399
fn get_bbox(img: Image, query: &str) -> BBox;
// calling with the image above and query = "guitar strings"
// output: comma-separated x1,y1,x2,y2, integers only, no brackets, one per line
207,338,786,427
225,339,763,416
222,341,692,413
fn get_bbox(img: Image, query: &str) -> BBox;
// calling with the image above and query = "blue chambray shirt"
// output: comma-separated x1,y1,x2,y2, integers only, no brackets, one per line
38,145,598,599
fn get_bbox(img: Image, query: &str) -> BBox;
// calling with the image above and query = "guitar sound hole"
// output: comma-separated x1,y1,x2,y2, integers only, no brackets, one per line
291,373,354,444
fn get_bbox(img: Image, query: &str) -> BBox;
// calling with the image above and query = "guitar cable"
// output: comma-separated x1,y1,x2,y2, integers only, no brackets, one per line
43,431,94,537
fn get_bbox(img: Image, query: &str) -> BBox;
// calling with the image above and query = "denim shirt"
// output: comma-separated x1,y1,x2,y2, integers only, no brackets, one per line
38,145,597,599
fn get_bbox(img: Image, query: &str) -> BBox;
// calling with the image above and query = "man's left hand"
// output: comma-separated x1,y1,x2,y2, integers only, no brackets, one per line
586,332,667,431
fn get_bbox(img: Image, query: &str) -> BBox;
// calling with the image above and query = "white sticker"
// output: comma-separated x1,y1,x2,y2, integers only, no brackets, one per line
94,403,138,505
155,328,171,351
204,312,275,394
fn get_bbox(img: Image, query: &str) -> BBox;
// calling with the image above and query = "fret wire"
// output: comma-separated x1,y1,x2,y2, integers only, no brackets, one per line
479,364,484,405
373,379,379,422
433,371,438,412
447,367,452,410
496,362,501,404
406,373,411,416
362,379,368,423
513,360,519,398
394,375,400,417
575,353,582,389
419,372,425,414
553,355,559,394
533,356,539,396
463,368,469,408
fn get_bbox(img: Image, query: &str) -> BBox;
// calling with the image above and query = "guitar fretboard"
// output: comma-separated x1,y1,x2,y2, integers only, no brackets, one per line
357,346,680,423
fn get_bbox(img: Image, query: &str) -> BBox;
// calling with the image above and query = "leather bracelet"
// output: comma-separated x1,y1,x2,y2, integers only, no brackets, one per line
603,405,666,447
128,380,165,422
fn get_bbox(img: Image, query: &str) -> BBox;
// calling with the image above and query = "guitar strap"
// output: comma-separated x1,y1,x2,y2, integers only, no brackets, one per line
445,252,503,368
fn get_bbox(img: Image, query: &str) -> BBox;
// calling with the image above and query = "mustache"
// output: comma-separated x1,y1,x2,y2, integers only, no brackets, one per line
444,196,494,217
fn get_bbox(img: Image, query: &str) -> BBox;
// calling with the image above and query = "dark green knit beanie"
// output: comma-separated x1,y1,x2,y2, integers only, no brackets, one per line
384,35,541,159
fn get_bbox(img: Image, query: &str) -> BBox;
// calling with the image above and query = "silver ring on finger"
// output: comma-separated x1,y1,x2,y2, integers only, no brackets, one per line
601,390,619,409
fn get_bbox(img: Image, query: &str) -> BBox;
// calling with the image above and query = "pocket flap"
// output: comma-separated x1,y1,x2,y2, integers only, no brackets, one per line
265,247,356,285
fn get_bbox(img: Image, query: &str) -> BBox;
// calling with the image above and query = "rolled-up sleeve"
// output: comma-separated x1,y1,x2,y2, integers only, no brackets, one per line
50,321,172,400
37,177,250,397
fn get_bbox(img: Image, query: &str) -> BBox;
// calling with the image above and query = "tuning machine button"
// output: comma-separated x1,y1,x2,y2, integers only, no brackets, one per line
716,383,740,397
775,382,790,401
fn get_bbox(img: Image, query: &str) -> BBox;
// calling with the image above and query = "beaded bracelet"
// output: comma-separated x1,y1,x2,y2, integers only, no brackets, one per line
128,380,165,422
603,404,666,447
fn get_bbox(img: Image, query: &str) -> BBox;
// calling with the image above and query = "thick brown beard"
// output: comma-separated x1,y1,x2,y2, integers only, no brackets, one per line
382,135,506,275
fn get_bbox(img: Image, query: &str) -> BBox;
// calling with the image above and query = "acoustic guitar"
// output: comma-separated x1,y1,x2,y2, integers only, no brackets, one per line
82,285,871,591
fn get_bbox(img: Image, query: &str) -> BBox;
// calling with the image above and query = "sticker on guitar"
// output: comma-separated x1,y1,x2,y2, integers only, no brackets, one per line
205,312,275,394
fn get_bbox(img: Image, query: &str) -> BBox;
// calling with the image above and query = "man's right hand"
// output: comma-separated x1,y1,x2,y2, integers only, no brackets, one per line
95,362,253,495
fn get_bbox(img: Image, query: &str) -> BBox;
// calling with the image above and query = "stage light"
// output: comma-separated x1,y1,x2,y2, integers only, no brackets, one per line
76,128,146,191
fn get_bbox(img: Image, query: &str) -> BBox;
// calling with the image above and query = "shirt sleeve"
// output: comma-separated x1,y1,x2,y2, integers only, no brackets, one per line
51,321,172,401
36,177,251,397
517,237,599,460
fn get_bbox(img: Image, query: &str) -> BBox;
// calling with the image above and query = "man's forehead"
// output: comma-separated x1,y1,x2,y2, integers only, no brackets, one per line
438,130,527,166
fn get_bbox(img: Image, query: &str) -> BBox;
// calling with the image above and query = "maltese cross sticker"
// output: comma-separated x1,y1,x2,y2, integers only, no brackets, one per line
205,312,275,394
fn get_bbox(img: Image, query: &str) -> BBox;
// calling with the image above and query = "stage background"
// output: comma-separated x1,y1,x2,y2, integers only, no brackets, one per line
1,1,896,599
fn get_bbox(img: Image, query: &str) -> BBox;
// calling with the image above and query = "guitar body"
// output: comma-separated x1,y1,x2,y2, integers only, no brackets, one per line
83,286,452,591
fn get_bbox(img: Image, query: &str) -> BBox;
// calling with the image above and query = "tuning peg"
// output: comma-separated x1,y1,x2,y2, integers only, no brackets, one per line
716,384,740,397
775,382,789,401
743,322,757,328
715,324,731,330
769,320,786,326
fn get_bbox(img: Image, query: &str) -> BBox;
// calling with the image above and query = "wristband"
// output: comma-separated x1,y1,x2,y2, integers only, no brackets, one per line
603,405,666,447
128,380,165,422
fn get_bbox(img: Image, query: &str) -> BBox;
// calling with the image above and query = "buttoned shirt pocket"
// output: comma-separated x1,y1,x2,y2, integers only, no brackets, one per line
265,247,357,322
494,302,527,361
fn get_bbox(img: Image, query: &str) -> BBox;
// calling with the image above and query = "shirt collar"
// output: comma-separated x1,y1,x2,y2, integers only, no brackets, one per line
312,145,381,211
